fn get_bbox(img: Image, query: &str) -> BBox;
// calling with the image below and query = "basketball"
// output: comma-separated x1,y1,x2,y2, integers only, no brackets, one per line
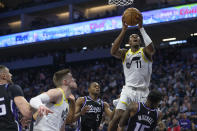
123,8,141,26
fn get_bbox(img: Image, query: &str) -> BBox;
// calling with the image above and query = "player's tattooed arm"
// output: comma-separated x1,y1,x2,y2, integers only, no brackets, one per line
111,17,128,60
14,96,33,118
13,85,32,118
73,97,90,122
104,102,113,118
119,102,138,128
65,94,75,124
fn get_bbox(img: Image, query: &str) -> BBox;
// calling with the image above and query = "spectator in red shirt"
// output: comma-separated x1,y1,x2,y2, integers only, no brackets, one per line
168,118,181,131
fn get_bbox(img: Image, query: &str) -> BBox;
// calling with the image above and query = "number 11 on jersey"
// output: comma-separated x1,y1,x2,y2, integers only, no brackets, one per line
136,60,142,68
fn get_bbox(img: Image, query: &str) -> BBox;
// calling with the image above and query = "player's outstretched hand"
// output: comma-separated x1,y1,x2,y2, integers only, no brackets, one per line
38,105,53,117
137,13,143,29
81,105,90,115
122,16,128,31
67,94,75,101
20,117,31,128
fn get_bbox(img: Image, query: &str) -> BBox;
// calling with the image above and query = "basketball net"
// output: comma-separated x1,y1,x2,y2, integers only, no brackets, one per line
108,0,134,6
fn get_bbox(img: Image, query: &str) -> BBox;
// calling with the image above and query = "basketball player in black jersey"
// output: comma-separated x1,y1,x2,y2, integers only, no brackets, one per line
119,90,163,131
75,82,112,131
0,65,32,131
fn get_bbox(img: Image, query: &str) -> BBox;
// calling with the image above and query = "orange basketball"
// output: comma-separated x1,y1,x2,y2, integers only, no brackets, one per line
123,8,141,26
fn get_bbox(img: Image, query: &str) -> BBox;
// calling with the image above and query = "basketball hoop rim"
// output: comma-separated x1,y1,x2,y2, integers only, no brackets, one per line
108,0,134,6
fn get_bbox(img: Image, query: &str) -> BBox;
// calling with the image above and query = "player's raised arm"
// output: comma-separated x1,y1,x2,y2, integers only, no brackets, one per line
119,102,138,128
73,97,90,122
10,84,32,119
137,13,155,61
65,94,75,124
111,17,128,60
14,96,32,118
30,89,62,116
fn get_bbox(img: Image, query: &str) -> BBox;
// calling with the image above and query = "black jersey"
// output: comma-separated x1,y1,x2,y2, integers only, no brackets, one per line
127,102,158,131
0,84,24,131
78,96,104,131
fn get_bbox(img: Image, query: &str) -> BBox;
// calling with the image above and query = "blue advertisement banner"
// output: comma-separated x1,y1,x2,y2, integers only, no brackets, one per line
0,3,197,48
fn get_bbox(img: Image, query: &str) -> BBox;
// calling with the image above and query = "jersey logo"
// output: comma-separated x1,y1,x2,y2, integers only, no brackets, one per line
126,56,141,69
88,105,102,113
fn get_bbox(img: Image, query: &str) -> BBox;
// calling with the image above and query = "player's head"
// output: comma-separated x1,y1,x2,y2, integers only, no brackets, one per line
128,34,141,48
147,90,163,108
88,82,100,95
53,69,77,89
0,65,12,84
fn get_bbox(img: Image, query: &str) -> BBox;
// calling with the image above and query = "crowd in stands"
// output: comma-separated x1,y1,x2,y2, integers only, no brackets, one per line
5,45,196,130
0,0,62,13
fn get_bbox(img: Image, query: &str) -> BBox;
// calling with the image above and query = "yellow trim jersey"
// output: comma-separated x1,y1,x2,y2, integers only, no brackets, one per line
122,48,152,89
33,88,69,131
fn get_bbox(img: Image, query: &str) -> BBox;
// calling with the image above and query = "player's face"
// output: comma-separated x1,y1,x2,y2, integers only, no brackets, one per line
128,34,141,48
0,68,12,83
64,73,77,89
89,82,100,95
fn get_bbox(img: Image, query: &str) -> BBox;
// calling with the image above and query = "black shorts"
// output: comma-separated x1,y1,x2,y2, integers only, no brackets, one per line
80,125,98,131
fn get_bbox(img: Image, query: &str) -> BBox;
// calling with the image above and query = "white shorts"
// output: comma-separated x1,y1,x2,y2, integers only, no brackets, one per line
116,86,149,110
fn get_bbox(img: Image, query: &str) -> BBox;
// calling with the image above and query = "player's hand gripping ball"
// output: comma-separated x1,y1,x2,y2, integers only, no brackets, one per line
122,8,141,26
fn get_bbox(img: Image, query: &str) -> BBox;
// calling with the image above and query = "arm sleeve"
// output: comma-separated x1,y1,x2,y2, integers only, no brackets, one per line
139,27,152,47
30,93,50,110
9,84,24,98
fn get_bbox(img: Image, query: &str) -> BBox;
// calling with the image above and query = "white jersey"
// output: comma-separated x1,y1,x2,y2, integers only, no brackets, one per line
123,47,152,88
33,88,69,131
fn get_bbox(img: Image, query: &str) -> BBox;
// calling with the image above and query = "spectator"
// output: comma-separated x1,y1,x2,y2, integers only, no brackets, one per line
168,118,181,131
179,113,192,130
156,121,167,131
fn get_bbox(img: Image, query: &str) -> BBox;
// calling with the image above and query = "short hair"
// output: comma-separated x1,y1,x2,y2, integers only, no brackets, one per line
53,69,71,87
0,65,7,73
88,82,98,89
147,90,163,104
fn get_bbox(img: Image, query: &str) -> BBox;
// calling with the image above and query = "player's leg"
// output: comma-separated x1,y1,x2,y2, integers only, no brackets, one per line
110,109,115,121
138,88,149,103
108,87,129,131
110,98,120,120
108,109,124,131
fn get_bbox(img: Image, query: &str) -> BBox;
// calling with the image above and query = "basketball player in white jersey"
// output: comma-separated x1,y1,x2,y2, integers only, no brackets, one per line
30,69,77,131
108,12,155,131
